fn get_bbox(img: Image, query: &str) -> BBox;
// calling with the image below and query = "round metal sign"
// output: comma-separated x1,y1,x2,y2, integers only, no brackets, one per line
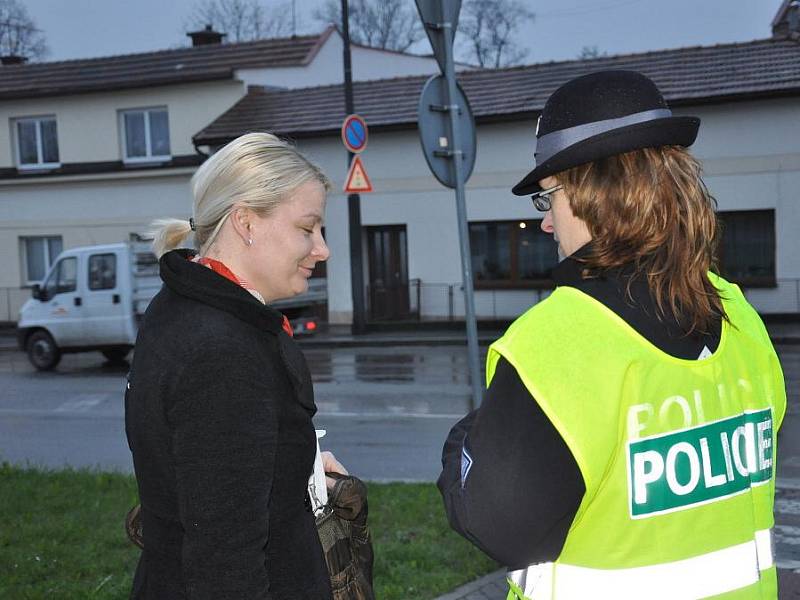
341,114,368,154
417,75,476,189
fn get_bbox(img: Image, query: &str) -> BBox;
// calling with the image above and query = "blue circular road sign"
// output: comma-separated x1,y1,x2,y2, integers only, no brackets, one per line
341,115,368,153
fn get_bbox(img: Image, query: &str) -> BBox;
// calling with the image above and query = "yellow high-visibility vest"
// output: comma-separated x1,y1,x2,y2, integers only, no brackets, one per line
487,274,786,600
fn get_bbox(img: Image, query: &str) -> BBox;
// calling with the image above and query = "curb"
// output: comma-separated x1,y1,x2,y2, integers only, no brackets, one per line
293,334,800,349
1,335,799,352
295,336,498,349
432,569,507,600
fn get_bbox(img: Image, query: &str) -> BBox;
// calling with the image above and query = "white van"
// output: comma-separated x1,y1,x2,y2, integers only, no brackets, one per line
17,239,327,370
17,240,162,370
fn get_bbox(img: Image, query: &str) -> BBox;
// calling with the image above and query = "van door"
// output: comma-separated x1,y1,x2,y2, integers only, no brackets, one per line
40,255,83,346
82,250,128,345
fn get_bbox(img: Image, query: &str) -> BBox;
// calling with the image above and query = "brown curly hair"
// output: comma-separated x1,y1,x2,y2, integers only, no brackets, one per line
555,145,727,336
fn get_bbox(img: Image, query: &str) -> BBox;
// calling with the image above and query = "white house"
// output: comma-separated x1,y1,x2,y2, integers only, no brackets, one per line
1,9,799,327
194,22,800,325
0,26,444,321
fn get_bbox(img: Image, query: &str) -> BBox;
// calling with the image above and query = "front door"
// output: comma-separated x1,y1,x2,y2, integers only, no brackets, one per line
367,225,410,321
40,255,83,346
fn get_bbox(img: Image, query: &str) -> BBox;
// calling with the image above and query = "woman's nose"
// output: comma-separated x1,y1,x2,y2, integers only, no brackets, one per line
541,210,554,234
314,236,330,261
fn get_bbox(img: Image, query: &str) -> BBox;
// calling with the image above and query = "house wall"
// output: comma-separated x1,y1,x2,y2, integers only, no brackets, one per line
0,169,194,320
0,96,797,323
300,96,800,322
0,80,245,168
237,31,443,89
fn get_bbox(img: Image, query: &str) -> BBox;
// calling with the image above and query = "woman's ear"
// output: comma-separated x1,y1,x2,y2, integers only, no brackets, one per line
230,206,253,246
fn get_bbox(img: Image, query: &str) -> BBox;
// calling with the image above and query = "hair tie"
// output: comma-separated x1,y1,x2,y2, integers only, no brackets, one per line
189,217,196,231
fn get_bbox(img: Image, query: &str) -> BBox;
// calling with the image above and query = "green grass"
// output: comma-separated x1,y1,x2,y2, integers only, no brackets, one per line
0,463,498,599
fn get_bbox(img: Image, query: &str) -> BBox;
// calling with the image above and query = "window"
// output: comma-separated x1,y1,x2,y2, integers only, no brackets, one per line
21,236,63,285
120,107,170,161
14,116,60,168
717,210,776,287
42,257,77,298
470,220,558,287
88,254,117,290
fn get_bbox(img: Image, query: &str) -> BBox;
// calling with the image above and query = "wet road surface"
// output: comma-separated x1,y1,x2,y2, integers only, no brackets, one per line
1,343,799,589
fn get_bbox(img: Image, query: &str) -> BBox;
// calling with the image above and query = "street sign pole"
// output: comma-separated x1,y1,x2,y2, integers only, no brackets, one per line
341,0,367,335
416,0,481,409
427,14,482,410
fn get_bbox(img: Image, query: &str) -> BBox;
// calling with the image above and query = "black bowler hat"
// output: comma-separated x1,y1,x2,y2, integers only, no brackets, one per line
512,70,700,195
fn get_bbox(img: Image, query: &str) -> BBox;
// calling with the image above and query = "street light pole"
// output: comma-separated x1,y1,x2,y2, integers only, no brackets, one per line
341,0,367,335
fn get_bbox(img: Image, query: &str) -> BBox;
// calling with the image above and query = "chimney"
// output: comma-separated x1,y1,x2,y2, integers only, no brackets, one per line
772,0,800,39
1,55,28,65
187,24,226,47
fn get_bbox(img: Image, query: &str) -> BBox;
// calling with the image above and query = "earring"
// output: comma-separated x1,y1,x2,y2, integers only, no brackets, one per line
248,238,253,246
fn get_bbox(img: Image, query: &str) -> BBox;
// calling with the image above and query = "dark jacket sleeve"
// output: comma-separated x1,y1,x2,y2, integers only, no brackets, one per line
167,346,279,600
437,357,585,569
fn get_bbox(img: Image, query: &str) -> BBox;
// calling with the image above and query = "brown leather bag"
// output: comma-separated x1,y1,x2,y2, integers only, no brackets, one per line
124,473,375,600
316,472,375,600
125,503,144,549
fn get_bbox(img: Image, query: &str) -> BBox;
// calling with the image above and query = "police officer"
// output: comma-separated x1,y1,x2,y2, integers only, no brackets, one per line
438,70,786,599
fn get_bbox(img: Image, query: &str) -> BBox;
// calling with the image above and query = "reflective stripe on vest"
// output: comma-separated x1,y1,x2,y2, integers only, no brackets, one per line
507,529,774,600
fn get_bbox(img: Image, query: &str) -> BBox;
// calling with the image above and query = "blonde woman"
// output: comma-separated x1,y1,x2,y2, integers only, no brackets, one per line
126,133,344,599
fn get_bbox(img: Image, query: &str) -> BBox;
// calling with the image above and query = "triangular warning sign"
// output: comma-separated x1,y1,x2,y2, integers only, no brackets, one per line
344,155,373,193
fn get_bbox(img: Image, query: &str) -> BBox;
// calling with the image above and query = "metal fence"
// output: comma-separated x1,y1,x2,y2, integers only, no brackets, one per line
367,278,800,322
410,280,553,321
0,286,30,323
4,278,800,325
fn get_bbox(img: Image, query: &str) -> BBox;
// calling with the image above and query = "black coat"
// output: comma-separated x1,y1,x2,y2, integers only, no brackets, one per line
125,249,332,600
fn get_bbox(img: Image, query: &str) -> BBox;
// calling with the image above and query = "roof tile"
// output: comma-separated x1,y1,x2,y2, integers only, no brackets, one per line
0,30,331,99
194,38,800,144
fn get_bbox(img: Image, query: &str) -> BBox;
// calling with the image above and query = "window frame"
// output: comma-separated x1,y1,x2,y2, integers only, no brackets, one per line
470,219,557,290
119,106,171,163
13,115,61,170
88,253,118,291
20,235,63,287
41,255,77,300
717,209,777,288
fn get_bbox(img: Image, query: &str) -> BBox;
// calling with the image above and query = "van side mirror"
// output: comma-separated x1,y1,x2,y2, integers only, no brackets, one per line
32,284,48,301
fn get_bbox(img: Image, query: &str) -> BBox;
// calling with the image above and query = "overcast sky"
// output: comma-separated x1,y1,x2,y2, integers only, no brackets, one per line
23,0,783,65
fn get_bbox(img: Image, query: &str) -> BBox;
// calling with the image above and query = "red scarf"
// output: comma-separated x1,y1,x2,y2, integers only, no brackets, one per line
194,256,293,337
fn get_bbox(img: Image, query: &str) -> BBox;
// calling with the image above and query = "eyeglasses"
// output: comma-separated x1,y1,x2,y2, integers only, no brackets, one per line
530,184,563,212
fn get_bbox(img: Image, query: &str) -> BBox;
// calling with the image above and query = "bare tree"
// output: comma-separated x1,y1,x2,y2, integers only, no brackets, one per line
314,0,423,52
186,0,297,42
458,0,534,68
579,45,607,59
0,0,48,60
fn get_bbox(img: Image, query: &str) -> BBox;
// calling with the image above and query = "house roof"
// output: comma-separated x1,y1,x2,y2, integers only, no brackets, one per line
772,0,794,28
194,37,800,145
0,27,337,100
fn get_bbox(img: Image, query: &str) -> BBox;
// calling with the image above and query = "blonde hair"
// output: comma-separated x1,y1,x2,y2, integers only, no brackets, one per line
151,132,331,258
556,146,726,336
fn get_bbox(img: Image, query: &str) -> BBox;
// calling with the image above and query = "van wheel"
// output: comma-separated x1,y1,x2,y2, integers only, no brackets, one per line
101,347,131,363
27,330,61,371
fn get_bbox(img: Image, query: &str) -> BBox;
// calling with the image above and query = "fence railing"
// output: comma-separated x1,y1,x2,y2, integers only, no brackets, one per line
0,286,30,324
3,278,800,325
367,278,800,322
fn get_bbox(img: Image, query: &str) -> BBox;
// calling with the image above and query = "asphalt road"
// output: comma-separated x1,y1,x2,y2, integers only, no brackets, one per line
1,342,799,593
0,344,484,479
